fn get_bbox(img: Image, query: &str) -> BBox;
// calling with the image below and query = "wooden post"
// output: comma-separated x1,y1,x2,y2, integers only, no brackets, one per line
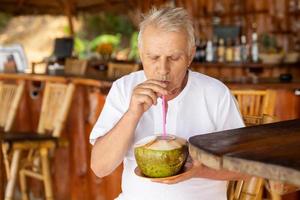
4,150,21,200
66,14,74,37
56,0,74,37
65,0,74,37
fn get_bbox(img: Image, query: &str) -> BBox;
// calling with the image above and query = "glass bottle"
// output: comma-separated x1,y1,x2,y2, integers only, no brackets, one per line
206,40,213,62
217,38,225,62
225,38,233,62
234,38,241,63
251,32,259,63
241,35,249,62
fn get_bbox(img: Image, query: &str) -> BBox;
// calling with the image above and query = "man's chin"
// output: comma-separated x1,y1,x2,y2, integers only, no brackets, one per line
168,86,181,95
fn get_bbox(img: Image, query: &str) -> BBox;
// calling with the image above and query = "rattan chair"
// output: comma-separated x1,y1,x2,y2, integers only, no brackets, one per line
2,81,75,200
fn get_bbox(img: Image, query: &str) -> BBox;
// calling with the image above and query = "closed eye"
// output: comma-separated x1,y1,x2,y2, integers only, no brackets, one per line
169,56,180,61
149,56,159,61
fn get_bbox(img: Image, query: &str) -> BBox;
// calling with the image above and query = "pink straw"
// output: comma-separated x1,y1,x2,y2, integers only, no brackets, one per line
162,95,167,138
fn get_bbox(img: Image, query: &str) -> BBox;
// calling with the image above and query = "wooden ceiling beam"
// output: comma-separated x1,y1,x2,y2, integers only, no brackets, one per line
17,0,26,9
78,1,126,12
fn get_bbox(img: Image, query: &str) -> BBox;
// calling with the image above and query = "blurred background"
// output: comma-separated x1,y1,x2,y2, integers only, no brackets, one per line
1,1,300,200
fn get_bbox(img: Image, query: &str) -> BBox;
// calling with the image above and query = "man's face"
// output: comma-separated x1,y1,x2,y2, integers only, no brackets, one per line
139,25,195,96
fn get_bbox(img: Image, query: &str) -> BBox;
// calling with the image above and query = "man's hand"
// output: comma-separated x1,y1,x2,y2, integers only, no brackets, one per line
128,79,169,117
151,160,201,184
151,159,250,184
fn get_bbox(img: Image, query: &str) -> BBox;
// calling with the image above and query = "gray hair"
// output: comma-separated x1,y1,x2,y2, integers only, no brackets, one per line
138,7,195,53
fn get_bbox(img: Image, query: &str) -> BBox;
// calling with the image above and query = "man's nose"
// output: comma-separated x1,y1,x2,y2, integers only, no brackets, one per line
157,59,170,77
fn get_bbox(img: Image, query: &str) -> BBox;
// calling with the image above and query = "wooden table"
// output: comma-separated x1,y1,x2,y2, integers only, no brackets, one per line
189,119,300,187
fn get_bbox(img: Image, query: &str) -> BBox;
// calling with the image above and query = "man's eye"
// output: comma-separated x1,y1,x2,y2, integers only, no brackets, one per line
150,56,159,60
169,56,180,61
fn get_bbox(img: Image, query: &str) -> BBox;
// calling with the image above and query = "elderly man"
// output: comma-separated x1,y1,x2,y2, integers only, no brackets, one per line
90,7,245,200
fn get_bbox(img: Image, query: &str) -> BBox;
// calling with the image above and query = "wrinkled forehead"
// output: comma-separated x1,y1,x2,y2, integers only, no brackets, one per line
140,25,190,54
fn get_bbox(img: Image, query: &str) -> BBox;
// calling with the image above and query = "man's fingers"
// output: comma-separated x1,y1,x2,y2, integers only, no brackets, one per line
134,88,158,105
138,83,169,96
135,94,154,108
144,79,168,87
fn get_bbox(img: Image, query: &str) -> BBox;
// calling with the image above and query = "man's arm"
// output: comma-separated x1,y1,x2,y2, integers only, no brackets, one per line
91,80,169,178
195,164,249,181
91,110,140,178
152,162,250,184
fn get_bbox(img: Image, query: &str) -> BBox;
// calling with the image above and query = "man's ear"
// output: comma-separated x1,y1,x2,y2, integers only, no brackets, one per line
188,46,196,66
138,47,143,61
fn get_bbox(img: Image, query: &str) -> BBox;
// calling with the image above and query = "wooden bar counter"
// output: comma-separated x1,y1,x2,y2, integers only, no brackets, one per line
1,72,300,200
189,119,300,197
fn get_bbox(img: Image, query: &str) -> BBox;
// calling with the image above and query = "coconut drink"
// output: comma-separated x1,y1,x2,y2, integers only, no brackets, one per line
134,134,188,178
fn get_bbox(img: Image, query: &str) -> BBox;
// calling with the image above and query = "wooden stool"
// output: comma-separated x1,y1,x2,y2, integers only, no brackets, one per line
2,82,75,200
0,80,25,200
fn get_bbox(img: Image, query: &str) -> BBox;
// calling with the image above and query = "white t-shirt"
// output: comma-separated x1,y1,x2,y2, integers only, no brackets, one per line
90,70,244,200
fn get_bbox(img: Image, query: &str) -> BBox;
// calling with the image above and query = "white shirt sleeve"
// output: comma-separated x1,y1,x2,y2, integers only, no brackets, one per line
216,88,245,131
89,81,126,145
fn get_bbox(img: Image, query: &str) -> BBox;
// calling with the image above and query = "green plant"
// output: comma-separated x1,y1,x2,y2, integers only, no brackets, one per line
89,34,121,51
73,34,121,59
0,12,12,32
74,37,89,59
128,31,139,61
79,12,135,39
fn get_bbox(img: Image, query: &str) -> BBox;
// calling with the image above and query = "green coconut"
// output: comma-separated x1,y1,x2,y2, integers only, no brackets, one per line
134,135,188,178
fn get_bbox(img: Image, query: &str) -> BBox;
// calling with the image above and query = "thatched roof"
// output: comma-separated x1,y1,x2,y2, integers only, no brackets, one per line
0,0,133,15
0,0,190,16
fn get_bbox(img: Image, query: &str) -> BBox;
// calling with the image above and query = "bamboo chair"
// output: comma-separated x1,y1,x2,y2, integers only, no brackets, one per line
2,82,75,200
0,80,25,181
107,62,140,79
64,58,88,76
232,90,276,125
0,81,25,132
228,89,276,200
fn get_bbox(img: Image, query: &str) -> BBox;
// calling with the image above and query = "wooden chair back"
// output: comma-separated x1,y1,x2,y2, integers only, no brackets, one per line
37,82,75,137
232,89,276,119
107,62,140,78
0,81,25,132
64,59,88,76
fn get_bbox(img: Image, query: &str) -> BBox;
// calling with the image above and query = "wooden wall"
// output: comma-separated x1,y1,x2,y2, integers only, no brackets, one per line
128,0,300,52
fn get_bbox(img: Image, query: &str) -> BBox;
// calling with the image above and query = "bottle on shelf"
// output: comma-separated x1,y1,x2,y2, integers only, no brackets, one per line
225,38,234,62
240,35,249,62
193,39,201,62
234,38,241,63
206,40,214,62
199,39,207,62
217,38,225,62
193,39,206,62
212,36,218,62
251,24,259,63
